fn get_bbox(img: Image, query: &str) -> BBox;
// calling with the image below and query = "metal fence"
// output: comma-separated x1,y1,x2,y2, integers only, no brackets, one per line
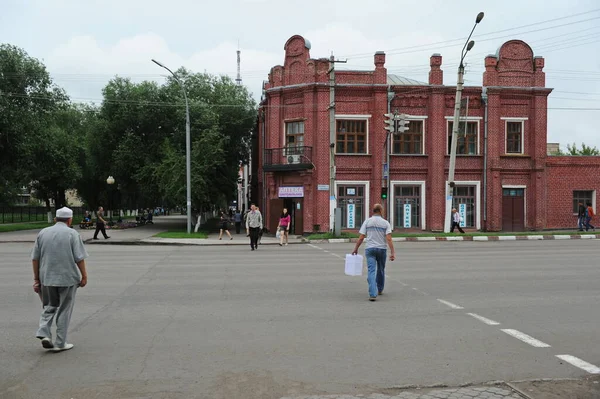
0,206,87,224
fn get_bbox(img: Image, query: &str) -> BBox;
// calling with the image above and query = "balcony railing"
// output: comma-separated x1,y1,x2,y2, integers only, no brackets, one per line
263,146,314,171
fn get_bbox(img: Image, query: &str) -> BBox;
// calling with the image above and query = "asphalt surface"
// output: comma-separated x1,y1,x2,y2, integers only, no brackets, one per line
1,239,599,399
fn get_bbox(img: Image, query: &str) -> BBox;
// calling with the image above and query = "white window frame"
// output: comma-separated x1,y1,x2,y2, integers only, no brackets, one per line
502,185,527,227
282,119,306,148
335,114,371,155
502,118,528,155
390,180,426,230
390,117,427,155
333,180,370,229
572,189,596,215
446,180,481,230
445,116,481,155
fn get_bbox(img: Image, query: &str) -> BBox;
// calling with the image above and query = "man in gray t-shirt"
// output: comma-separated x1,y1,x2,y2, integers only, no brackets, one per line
352,203,395,301
31,207,88,351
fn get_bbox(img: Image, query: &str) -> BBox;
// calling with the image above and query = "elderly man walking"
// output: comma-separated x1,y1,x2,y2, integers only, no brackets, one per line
32,207,89,351
352,203,395,301
245,203,263,251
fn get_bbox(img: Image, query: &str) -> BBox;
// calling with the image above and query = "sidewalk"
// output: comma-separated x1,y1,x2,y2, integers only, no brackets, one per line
308,232,600,244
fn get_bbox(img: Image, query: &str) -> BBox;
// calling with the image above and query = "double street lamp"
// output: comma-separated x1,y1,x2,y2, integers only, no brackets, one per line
106,175,115,222
444,12,484,233
151,59,192,234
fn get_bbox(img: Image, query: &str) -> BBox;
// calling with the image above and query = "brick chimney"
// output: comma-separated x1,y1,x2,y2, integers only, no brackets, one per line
429,53,443,85
483,55,498,86
374,51,387,84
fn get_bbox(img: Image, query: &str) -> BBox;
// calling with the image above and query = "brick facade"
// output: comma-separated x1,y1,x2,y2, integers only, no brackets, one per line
255,35,599,234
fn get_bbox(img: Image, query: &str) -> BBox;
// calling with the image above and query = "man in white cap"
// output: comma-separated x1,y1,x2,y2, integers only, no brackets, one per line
31,207,89,351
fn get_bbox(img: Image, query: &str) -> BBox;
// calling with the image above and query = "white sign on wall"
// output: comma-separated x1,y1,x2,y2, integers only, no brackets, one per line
347,203,356,229
459,203,467,228
403,204,412,228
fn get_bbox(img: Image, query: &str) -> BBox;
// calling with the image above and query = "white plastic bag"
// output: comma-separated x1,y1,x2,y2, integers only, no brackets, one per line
276,229,281,239
344,254,363,276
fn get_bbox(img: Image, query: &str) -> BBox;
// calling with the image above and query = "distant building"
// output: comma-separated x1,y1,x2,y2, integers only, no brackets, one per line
255,35,600,233
547,143,560,155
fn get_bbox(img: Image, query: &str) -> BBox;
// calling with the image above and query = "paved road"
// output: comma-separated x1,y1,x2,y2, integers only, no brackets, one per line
1,240,599,398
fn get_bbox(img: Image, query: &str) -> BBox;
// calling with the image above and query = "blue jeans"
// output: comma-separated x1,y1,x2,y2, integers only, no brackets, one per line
365,248,387,298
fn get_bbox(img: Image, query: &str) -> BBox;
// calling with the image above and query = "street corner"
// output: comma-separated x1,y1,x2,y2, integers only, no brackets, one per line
508,375,600,399
279,384,524,399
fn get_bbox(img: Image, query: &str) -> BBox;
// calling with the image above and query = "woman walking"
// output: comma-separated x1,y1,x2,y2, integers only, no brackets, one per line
585,202,595,232
278,208,291,246
218,211,233,240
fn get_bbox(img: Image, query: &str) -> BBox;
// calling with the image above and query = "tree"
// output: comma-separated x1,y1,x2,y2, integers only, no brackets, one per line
0,44,67,205
556,143,600,156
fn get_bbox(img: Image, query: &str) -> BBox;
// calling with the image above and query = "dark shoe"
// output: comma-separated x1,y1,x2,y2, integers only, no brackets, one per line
369,297,377,302
39,337,54,349
230,237,233,240
279,243,282,246
105,236,110,239
251,247,255,251
378,291,383,295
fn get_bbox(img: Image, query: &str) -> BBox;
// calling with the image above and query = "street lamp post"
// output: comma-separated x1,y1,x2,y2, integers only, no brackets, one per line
444,12,484,233
152,59,192,234
106,175,115,223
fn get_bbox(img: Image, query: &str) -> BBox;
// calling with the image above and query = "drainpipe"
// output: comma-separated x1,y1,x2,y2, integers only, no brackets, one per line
482,87,488,231
262,108,267,219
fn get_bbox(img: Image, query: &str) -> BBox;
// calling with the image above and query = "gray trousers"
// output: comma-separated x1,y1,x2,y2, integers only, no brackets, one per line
36,285,77,347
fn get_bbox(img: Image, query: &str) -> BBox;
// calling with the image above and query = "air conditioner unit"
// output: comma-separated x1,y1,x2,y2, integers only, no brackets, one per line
287,155,301,164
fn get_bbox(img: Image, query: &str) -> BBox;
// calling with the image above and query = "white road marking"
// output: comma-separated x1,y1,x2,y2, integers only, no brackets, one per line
467,313,500,325
556,355,600,374
307,244,322,250
437,299,464,309
501,329,551,348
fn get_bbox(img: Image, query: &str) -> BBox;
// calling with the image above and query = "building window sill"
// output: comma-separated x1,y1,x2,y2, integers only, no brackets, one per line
445,154,482,157
501,154,531,158
335,153,372,157
390,154,428,157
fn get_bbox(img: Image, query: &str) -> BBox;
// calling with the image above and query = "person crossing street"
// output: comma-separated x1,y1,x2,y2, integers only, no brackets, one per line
245,204,263,251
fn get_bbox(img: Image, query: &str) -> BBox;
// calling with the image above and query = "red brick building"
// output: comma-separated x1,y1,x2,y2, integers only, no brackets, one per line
255,35,600,234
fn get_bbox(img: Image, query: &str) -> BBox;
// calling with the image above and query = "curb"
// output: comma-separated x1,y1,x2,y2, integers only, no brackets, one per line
303,233,600,244
84,239,305,246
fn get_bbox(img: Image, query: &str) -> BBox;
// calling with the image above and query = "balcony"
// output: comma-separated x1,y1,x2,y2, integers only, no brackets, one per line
263,146,314,172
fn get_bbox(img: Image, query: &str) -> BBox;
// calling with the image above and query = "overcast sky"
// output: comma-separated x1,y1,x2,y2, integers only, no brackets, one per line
2,0,599,149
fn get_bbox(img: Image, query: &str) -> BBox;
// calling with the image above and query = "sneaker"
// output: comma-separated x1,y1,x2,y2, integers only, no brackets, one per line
53,343,74,352
284,243,288,246
279,243,282,246
105,236,110,239
39,337,54,349
93,238,99,240
378,291,383,295
369,297,377,302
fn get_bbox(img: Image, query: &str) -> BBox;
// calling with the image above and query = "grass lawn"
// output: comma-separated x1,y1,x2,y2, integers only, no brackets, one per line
306,232,360,240
0,221,50,233
154,231,209,239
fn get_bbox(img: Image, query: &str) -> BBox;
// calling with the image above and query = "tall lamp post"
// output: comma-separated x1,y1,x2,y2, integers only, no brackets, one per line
444,11,484,233
106,175,115,224
152,59,192,234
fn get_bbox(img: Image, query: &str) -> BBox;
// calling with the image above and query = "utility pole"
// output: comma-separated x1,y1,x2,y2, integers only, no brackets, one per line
328,53,346,235
445,12,484,233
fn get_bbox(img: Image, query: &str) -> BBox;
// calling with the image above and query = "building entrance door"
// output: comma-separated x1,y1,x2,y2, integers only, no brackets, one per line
502,188,525,232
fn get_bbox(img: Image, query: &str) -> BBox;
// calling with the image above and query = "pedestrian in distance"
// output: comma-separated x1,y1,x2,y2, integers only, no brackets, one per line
93,206,110,240
245,204,263,251
577,202,586,231
351,203,395,302
585,201,595,232
218,211,233,240
234,209,242,234
450,208,465,233
278,208,291,246
31,207,89,352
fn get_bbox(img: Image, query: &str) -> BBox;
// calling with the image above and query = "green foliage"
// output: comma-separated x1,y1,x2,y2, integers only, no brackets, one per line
153,231,209,239
1,44,257,211
555,143,600,156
